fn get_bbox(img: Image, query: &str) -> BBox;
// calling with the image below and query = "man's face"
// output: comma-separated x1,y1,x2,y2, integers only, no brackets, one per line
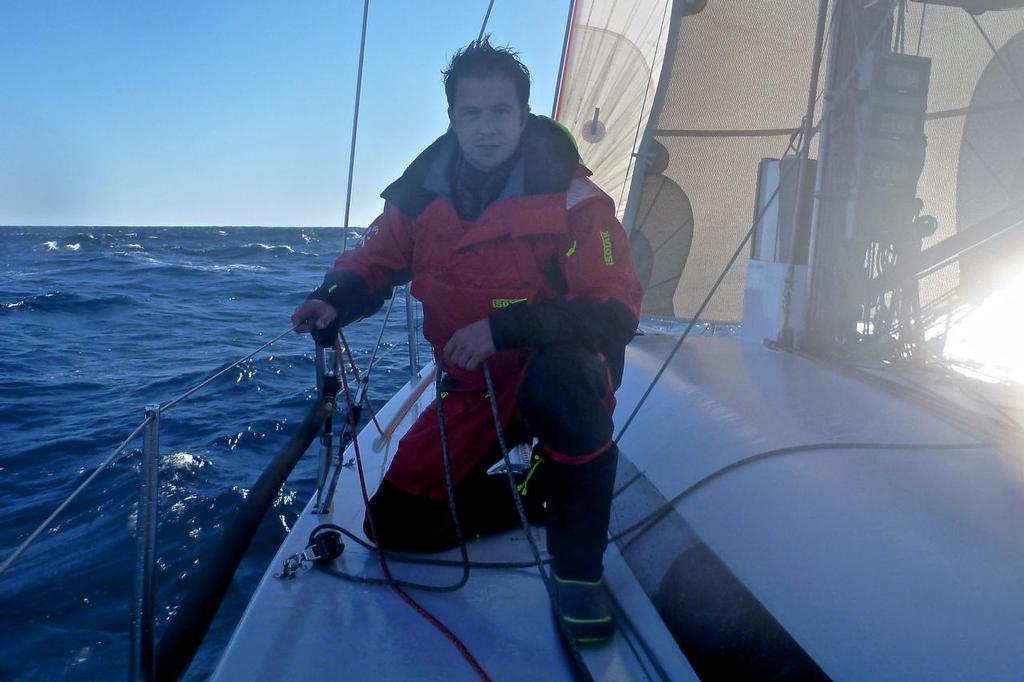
448,75,528,172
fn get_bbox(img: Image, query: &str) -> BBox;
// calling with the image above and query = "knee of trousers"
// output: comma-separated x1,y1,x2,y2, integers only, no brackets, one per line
517,345,614,460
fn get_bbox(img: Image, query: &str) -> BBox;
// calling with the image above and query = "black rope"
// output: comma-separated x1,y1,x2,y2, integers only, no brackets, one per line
482,364,595,682
317,366,472,592
605,595,658,682
610,440,992,551
317,522,552,569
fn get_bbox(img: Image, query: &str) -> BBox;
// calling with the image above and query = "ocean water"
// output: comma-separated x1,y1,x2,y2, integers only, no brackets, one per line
0,226,421,680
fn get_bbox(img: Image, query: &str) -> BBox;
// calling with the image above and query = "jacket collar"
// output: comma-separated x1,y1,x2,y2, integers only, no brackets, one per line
382,114,583,226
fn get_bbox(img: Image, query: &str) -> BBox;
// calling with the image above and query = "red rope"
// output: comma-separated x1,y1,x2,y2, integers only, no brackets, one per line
335,332,384,436
336,358,492,681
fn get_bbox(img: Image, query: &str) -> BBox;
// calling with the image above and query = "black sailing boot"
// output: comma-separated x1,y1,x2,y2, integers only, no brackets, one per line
545,444,619,644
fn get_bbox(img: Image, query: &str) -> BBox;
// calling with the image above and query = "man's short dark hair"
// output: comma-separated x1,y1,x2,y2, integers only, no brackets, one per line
443,36,531,108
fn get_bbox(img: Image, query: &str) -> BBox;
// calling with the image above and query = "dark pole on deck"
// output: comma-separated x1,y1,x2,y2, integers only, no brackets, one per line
778,0,830,348
154,396,334,682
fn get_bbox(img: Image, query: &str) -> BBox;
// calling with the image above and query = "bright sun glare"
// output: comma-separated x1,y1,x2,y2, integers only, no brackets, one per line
943,273,1024,384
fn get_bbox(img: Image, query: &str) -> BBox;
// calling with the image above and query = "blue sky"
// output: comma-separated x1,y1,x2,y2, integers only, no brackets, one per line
0,1,569,227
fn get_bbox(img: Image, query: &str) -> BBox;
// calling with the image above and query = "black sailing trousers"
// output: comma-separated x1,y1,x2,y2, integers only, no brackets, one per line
364,345,619,582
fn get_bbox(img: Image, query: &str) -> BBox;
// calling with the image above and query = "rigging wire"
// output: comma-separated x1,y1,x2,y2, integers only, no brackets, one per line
967,11,1024,100
613,127,804,444
551,0,578,118
616,0,903,444
477,0,496,42
915,2,928,56
361,293,399,388
341,0,370,255
780,0,832,344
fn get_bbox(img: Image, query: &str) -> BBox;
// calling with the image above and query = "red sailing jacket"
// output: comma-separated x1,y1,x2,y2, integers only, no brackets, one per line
327,115,643,389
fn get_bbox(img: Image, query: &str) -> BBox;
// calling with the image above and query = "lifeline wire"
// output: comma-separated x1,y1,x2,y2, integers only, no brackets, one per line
0,417,152,576
2,324,298,577
160,325,296,413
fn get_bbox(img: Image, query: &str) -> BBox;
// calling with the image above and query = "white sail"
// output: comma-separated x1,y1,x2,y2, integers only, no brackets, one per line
913,5,1024,306
554,0,674,222
571,1,1024,321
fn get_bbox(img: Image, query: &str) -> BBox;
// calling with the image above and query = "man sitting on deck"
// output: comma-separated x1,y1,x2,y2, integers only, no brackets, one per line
291,38,642,643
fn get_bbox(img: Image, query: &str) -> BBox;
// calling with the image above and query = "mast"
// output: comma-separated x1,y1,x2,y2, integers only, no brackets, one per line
804,1,895,354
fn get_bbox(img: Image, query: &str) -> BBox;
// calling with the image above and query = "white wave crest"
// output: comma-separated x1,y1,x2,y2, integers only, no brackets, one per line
65,243,81,251
202,263,267,273
244,243,295,253
164,451,208,470
122,253,266,273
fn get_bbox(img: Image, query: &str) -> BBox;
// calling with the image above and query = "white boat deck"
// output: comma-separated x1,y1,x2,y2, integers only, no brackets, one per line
214,332,1024,680
612,334,1024,681
212,361,697,681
